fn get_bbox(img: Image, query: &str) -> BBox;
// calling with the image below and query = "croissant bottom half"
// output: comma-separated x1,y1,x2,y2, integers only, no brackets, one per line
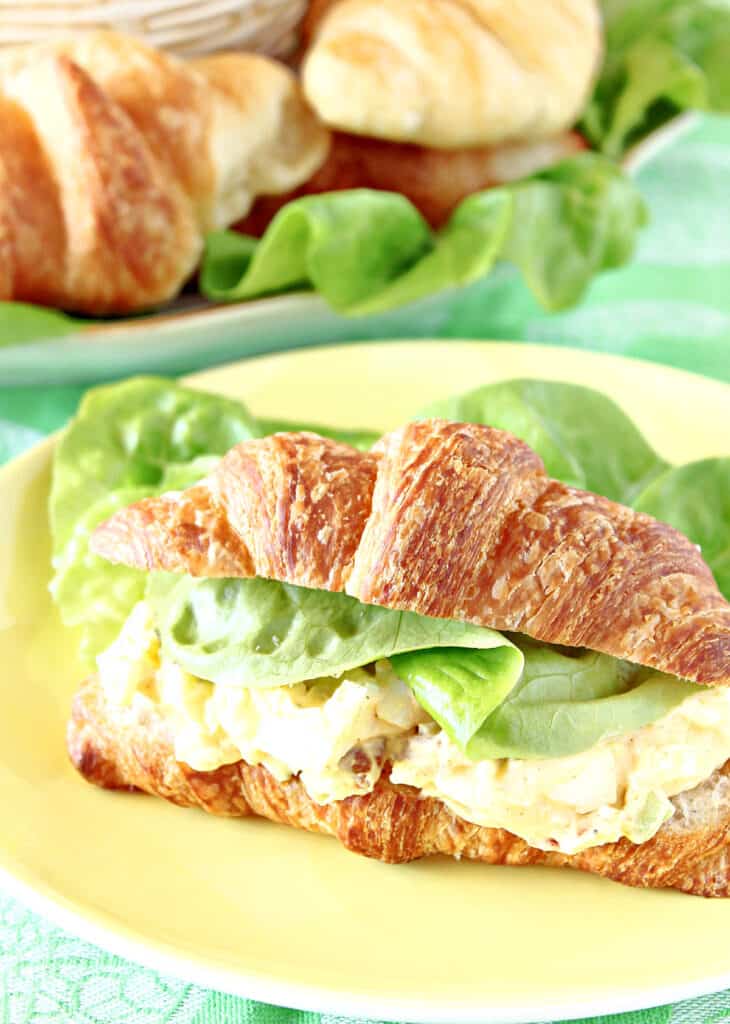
68,674,730,897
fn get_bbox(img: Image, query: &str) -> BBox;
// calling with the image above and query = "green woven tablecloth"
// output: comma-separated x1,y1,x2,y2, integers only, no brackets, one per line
1,113,729,1024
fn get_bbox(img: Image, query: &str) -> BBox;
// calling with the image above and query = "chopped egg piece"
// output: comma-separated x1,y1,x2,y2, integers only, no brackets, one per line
96,601,159,705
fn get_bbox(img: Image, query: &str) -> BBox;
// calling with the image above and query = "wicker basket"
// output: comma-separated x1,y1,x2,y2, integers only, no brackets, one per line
0,0,308,58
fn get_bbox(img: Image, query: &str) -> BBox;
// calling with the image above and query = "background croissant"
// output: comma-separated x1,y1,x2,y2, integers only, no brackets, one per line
301,0,603,148
239,0,600,232
0,32,328,314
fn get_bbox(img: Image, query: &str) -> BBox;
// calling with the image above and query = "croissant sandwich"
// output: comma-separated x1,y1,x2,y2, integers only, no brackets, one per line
240,0,602,230
65,415,730,896
0,31,327,314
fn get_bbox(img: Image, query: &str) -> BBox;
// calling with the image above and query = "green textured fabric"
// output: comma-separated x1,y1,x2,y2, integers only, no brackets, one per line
0,113,729,1024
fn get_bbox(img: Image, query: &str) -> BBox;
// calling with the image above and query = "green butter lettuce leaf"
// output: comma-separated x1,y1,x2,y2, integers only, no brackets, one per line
201,190,432,309
50,377,261,554
159,455,222,491
499,154,648,310
50,378,261,661
395,640,701,759
472,672,700,759
201,155,646,316
346,189,512,315
419,378,668,502
634,458,730,598
146,573,522,689
51,458,223,663
584,0,730,157
390,646,524,749
51,488,152,661
471,665,701,760
0,301,89,349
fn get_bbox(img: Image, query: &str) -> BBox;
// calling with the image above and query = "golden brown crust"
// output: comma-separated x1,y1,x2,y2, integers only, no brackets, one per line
351,422,730,686
91,420,730,687
0,55,199,315
91,484,255,580
68,674,730,896
95,432,378,590
0,31,328,314
0,95,67,306
50,33,217,220
300,0,602,147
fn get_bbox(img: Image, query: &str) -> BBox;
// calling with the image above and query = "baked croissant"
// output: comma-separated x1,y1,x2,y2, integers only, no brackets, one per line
92,420,730,687
301,0,603,148
239,0,600,233
77,419,730,896
0,32,328,314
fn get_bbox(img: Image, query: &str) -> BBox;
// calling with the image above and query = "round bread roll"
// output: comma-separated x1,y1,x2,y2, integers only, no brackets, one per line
301,0,603,148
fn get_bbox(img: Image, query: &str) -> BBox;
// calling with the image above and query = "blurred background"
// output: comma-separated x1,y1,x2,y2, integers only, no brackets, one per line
1,0,728,429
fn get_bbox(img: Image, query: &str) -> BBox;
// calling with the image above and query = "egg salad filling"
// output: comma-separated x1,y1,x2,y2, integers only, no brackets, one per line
99,601,730,856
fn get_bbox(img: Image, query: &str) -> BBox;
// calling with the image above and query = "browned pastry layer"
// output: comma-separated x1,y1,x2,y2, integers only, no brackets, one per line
93,432,378,588
92,420,730,687
0,56,198,314
68,674,730,897
236,129,585,232
0,32,327,314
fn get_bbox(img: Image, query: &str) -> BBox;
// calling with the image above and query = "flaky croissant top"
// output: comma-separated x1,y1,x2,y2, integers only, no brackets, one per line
91,420,730,687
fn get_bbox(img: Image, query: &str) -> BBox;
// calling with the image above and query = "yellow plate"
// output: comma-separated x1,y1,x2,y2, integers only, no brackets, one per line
2,341,730,1023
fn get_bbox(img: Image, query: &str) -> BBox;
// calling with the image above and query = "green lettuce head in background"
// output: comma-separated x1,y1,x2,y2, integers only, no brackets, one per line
49,378,261,660
583,0,730,157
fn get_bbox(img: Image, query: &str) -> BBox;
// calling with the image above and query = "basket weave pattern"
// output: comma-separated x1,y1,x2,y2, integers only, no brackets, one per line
0,0,308,57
